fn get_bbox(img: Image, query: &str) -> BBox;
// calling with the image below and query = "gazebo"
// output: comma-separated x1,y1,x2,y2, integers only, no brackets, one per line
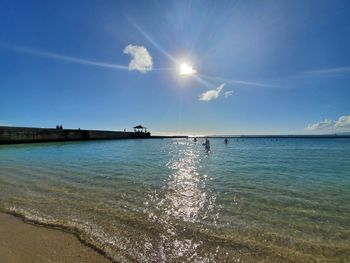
133,125,147,133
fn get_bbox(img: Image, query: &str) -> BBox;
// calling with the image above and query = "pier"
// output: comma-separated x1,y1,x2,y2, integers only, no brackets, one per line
0,126,187,145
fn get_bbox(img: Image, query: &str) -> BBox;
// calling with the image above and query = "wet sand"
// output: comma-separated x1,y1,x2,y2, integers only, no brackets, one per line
0,212,110,263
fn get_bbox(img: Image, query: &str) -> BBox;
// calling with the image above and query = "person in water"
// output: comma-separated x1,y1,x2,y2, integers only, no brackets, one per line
204,138,210,152
224,138,229,144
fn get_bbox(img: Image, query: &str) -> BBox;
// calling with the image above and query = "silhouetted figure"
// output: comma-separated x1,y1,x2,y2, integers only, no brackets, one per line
204,138,210,152
56,125,59,129
224,138,229,144
59,125,63,129
193,137,197,142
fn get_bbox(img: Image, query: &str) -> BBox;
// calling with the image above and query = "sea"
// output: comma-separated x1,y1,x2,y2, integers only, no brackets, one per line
0,138,349,262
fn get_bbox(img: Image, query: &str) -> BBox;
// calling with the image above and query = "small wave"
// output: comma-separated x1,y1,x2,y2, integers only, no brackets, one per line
2,205,131,263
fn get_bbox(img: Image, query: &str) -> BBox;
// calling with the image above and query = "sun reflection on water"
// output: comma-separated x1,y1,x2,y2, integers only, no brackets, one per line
146,140,219,262
159,145,215,223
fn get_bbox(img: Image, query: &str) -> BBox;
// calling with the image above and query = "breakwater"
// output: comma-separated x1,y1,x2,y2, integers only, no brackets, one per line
0,126,151,144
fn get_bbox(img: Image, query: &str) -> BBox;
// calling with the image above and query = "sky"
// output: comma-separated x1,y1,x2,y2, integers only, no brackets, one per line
1,0,350,135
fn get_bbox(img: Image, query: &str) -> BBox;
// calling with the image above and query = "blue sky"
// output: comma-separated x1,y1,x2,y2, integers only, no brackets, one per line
1,0,350,135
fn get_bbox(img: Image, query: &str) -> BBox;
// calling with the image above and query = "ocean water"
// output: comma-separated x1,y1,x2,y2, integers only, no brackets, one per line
0,138,349,262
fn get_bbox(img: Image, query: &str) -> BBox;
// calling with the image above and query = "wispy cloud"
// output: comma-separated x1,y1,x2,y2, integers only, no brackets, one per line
123,44,153,73
199,74,277,88
1,44,129,70
304,67,350,74
194,75,213,88
224,90,234,98
199,83,225,101
305,115,350,131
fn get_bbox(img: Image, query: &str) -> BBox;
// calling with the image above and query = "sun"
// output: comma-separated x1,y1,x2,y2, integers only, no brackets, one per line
179,63,196,76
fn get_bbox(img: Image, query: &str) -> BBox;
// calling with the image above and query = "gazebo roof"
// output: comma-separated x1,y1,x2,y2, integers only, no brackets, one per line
133,125,147,129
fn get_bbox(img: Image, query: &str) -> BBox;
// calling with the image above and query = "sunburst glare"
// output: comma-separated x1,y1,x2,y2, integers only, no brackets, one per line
179,63,196,76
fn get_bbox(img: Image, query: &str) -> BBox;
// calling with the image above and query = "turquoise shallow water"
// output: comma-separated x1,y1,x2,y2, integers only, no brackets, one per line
0,138,349,262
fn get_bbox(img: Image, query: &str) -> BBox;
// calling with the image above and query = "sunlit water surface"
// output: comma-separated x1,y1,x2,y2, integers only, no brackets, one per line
0,138,349,262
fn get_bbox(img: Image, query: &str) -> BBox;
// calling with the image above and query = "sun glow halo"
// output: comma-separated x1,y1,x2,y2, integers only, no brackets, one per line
179,63,196,76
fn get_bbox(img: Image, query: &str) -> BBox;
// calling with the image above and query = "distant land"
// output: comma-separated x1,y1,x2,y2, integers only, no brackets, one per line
207,133,350,139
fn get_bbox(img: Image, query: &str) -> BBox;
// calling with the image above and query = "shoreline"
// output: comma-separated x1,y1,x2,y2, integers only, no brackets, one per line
0,211,112,263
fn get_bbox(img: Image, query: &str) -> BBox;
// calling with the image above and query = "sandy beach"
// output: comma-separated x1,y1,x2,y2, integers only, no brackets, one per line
0,212,110,263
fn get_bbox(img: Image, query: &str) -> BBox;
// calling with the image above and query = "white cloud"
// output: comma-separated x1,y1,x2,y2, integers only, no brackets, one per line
123,44,153,73
224,90,234,98
305,119,335,131
305,115,350,131
304,67,350,74
199,83,225,101
335,115,350,128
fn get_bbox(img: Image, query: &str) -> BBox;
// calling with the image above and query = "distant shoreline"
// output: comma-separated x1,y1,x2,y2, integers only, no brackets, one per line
205,134,350,139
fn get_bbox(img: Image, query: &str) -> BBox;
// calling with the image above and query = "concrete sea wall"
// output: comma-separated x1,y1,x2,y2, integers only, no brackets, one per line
0,126,151,144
